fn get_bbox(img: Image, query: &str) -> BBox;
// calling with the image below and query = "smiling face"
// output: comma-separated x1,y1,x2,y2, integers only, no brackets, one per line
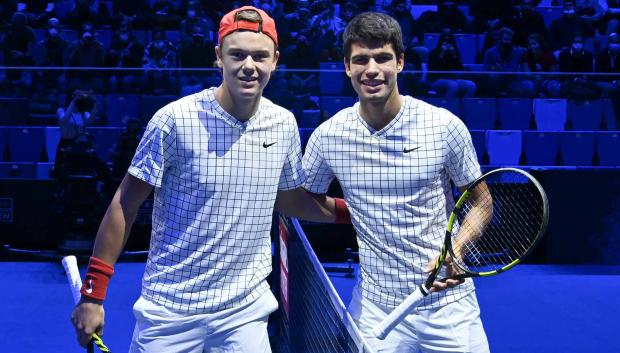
345,40,403,105
216,31,279,102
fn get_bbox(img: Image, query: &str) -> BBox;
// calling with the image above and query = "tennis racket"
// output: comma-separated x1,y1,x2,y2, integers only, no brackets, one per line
373,167,549,339
62,256,111,353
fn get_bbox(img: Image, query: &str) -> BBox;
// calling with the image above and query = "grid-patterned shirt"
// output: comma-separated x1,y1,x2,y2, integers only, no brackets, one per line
303,96,481,310
128,87,304,313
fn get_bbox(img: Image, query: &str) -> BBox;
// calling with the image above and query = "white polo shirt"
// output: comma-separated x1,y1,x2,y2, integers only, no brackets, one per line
129,87,304,313
303,95,481,310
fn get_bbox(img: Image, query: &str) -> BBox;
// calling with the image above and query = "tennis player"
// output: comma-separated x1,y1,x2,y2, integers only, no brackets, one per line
302,12,490,352
70,6,350,352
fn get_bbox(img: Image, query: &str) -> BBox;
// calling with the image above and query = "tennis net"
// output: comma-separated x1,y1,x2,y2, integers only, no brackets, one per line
272,216,375,353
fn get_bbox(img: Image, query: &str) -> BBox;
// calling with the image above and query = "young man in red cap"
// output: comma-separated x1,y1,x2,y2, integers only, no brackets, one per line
71,6,350,352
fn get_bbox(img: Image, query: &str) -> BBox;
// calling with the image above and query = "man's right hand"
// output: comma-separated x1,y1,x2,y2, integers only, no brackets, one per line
71,300,105,347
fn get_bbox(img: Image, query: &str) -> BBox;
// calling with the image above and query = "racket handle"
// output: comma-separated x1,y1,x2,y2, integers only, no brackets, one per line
62,255,83,304
372,286,429,339
87,341,94,353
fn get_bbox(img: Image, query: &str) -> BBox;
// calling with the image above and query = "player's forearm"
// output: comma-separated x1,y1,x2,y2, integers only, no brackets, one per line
275,188,350,223
454,183,493,255
92,174,153,265
275,188,335,222
91,194,139,265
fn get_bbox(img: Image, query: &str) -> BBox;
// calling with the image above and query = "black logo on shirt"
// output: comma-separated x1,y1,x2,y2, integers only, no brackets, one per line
403,146,421,153
263,141,277,148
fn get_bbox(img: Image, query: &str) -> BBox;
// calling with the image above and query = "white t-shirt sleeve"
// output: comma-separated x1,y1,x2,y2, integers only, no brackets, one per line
444,112,482,188
302,127,335,194
128,109,177,188
278,118,305,190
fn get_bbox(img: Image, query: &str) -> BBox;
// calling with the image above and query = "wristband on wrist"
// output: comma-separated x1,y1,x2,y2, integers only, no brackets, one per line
80,256,114,301
334,198,352,224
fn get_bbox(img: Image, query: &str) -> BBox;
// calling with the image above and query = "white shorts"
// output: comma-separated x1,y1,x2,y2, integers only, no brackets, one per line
129,290,279,353
348,284,489,353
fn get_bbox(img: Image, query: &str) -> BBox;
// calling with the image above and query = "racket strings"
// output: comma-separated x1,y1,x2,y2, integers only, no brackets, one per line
451,172,546,272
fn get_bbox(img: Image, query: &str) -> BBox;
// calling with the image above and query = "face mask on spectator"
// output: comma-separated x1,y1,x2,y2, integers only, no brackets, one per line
187,10,196,18
120,33,129,42
564,9,575,16
192,32,204,42
82,31,93,40
610,43,620,52
155,40,165,50
49,28,58,38
572,42,583,51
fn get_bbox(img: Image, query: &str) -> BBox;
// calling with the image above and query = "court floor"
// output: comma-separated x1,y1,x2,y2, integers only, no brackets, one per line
1,262,618,353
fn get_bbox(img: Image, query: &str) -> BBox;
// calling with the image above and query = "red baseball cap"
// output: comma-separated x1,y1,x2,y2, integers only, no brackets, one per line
218,6,278,47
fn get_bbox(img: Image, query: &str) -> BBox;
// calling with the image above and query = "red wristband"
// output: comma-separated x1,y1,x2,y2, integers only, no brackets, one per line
80,256,114,301
334,198,352,224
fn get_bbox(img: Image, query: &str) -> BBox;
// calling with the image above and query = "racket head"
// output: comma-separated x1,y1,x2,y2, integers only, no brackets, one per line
446,168,549,277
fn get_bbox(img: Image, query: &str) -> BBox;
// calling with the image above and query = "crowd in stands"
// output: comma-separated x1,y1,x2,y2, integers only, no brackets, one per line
2,0,620,121
1,0,620,99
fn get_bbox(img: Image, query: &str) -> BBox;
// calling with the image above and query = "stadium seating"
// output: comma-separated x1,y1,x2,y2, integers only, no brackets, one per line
320,96,356,120
567,99,602,130
6,127,45,162
423,97,461,117
602,99,619,131
560,131,595,166
498,98,533,130
523,131,560,166
486,130,522,165
469,129,487,164
461,98,497,130
596,132,620,166
533,99,567,130
319,62,347,96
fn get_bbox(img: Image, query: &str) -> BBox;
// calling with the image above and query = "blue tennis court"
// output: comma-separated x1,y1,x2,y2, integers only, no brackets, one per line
1,249,618,352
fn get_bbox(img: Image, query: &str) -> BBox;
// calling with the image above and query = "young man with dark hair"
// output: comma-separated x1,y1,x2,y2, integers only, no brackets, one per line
71,6,349,352
302,12,490,352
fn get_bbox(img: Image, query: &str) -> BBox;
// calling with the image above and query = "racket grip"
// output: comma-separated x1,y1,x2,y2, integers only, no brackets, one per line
372,286,428,339
62,255,83,305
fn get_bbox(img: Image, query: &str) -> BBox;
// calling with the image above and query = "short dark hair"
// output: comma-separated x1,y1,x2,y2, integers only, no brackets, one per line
343,12,404,61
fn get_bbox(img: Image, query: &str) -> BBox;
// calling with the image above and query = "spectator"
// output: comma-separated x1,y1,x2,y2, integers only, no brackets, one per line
437,0,468,33
104,22,144,93
111,0,150,29
179,1,215,46
2,11,35,94
33,17,68,92
483,26,534,97
308,0,345,61
505,0,548,48
339,1,359,24
596,30,620,127
576,0,607,28
141,27,178,94
427,31,477,97
67,22,105,92
523,33,562,97
281,32,319,96
558,32,599,99
147,0,182,29
17,0,57,28
400,44,429,97
550,0,595,51
179,22,216,93
389,0,427,61
279,0,312,46
469,0,514,33
595,32,620,96
66,0,111,29
54,90,98,178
